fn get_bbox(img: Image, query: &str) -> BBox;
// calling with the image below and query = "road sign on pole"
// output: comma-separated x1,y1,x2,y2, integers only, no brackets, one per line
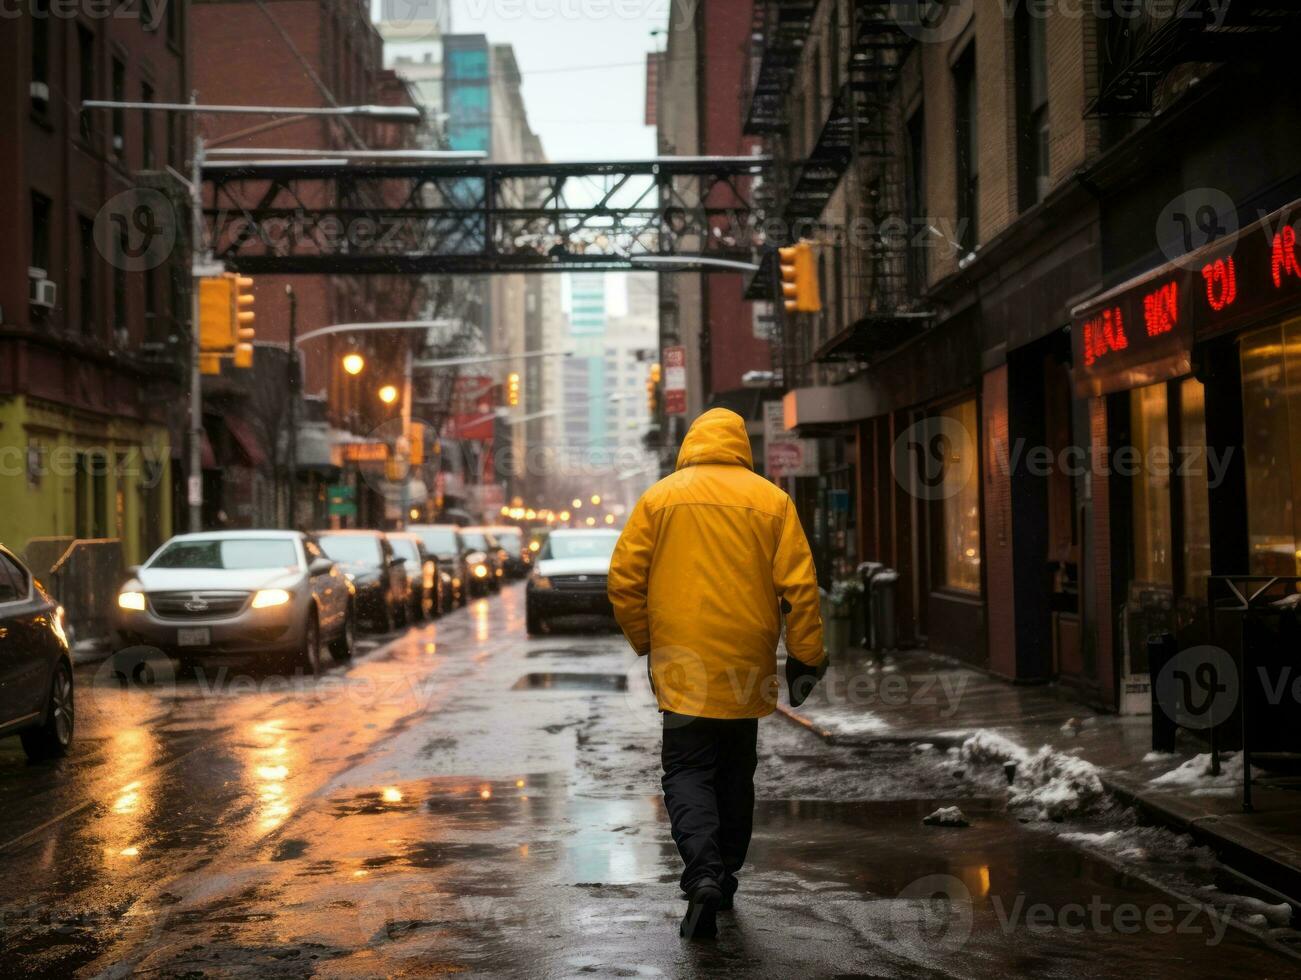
663,345,686,416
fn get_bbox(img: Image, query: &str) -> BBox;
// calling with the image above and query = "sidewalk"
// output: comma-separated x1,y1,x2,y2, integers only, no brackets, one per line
777,647,1301,905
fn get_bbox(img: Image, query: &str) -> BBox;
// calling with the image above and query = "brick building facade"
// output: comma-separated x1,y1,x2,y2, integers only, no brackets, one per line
746,1,1301,713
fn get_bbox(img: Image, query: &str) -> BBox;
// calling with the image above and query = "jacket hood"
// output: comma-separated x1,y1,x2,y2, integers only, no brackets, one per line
675,408,753,470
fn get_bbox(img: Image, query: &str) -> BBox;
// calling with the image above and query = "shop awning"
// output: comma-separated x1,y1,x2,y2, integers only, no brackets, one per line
224,416,268,468
782,379,883,433
171,429,217,469
1070,197,1301,397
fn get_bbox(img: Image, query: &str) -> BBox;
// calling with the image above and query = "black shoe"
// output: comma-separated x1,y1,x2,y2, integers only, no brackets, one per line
680,882,722,939
717,891,733,912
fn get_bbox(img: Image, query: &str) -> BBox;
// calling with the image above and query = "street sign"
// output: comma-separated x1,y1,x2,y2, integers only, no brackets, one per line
763,400,818,479
663,345,686,416
327,483,357,517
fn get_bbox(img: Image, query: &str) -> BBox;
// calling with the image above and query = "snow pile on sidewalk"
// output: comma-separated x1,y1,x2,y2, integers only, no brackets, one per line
1195,886,1293,928
922,805,969,827
1150,752,1243,798
958,730,1105,820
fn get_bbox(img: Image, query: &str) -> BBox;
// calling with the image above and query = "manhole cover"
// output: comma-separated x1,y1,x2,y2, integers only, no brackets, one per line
510,672,628,692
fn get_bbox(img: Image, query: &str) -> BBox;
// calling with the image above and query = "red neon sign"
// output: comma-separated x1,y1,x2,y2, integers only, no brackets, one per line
1142,281,1178,337
1201,257,1237,311
1082,307,1128,367
1271,226,1301,288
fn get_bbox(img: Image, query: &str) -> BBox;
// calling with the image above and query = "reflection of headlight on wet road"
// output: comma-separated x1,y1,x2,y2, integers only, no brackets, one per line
118,591,146,611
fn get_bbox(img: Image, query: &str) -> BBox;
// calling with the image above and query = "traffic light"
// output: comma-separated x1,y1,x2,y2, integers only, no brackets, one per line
778,241,821,313
507,371,521,407
198,276,235,351
232,274,255,369
646,362,661,413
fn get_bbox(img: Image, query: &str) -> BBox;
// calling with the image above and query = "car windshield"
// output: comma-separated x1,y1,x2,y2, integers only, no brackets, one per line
492,529,523,556
542,533,617,560
390,538,420,562
318,535,383,565
461,531,497,551
151,538,300,570
412,526,459,555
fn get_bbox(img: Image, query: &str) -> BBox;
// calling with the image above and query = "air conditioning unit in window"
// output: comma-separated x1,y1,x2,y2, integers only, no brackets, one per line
29,274,57,310
30,81,49,110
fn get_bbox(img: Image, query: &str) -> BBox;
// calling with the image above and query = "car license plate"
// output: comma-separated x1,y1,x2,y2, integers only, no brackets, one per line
177,627,211,647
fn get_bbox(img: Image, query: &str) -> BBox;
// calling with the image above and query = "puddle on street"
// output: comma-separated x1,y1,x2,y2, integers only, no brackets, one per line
510,672,628,692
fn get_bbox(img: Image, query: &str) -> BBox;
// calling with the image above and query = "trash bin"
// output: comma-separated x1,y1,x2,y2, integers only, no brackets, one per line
869,568,899,652
857,562,884,649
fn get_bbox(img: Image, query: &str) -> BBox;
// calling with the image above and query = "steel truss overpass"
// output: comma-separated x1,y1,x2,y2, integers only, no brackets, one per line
201,156,769,275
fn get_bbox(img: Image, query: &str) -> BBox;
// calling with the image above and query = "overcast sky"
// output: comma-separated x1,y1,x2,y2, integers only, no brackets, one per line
448,0,666,161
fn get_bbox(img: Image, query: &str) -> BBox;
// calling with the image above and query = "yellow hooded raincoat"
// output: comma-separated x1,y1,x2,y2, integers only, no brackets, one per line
608,408,825,719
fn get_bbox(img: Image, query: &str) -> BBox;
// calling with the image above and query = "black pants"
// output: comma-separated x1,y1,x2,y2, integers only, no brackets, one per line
660,711,759,896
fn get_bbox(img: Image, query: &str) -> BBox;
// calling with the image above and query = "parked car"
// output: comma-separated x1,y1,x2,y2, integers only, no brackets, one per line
455,528,499,596
316,530,411,632
409,524,467,609
114,531,354,675
388,532,439,622
0,546,74,761
488,525,531,578
525,528,620,635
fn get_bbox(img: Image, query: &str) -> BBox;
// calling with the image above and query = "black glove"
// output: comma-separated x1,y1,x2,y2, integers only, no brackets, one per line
786,654,825,707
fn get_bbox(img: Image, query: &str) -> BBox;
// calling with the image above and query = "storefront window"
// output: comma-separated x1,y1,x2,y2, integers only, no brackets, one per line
1241,319,1301,575
1131,383,1173,586
1179,378,1212,596
939,398,981,592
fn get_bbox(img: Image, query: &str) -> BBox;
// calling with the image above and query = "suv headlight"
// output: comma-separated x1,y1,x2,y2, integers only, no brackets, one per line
530,574,552,591
252,588,292,609
118,591,146,611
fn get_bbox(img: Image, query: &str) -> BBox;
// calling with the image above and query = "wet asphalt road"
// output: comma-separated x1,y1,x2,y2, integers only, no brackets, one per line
0,584,1298,978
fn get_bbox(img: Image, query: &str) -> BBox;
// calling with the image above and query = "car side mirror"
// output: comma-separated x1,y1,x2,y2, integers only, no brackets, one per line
389,557,407,568
309,557,335,577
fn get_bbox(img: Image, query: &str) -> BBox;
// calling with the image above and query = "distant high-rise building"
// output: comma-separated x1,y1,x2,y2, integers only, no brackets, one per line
378,0,449,30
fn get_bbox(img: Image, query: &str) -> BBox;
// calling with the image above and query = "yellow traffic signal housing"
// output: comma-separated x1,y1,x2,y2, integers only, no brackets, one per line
199,352,222,375
778,241,821,313
506,371,521,406
199,276,235,350
231,274,255,369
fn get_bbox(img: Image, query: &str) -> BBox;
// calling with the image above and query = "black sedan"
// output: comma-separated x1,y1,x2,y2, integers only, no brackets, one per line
0,546,74,761
316,530,411,632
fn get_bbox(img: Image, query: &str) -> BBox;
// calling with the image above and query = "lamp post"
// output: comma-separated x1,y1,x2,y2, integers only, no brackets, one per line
81,97,423,533
285,283,298,530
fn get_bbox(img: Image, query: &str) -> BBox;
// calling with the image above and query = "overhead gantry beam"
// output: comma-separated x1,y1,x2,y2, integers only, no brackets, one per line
201,156,769,275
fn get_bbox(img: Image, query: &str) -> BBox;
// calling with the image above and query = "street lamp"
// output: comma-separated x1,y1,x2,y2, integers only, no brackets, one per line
342,352,365,376
572,498,583,509
378,384,400,406
591,494,601,506
81,97,421,533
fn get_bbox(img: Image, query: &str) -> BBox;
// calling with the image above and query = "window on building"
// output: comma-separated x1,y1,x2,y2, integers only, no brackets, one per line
906,107,927,292
1178,378,1212,596
31,191,52,273
1015,6,1050,210
111,57,125,157
953,45,978,253
141,81,154,168
114,266,127,344
31,0,49,90
1130,382,1173,586
1241,319,1301,575
79,217,96,335
937,398,982,592
78,24,96,143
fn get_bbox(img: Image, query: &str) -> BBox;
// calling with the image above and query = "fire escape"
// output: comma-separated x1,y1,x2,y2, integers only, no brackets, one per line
744,1,925,390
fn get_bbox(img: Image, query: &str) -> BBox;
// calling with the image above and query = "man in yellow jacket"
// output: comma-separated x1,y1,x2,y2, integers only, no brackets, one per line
608,407,825,939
